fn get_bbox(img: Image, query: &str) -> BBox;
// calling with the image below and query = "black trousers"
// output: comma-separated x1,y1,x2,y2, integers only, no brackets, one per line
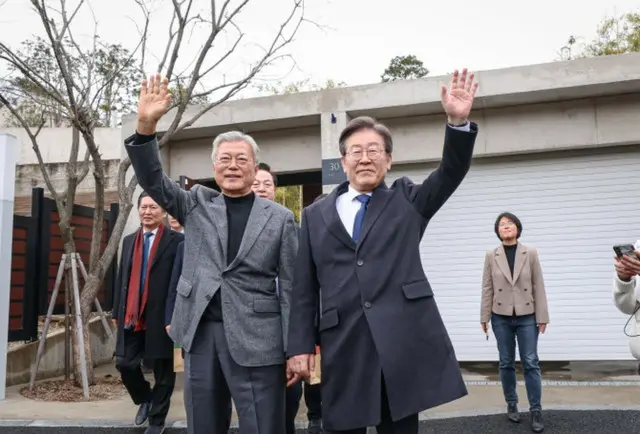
304,381,322,421
286,380,303,434
116,330,176,426
324,375,418,434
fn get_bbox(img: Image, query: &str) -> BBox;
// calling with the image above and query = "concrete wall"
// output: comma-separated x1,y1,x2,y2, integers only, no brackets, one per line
0,127,123,211
14,159,121,198
6,316,115,386
156,93,640,176
120,53,640,139
380,94,640,165
168,125,322,180
0,128,121,164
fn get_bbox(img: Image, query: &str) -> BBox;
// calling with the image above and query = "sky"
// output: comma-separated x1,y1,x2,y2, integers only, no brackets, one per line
0,0,638,99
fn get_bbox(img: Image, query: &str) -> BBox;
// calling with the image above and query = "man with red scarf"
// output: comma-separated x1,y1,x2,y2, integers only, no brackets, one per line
112,192,184,434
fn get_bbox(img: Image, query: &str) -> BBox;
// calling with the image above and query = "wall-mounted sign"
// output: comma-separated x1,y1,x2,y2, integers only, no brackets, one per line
322,158,347,185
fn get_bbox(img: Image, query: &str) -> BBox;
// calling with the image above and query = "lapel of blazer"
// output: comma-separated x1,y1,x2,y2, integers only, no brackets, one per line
512,243,528,284
321,182,356,251
209,194,229,264
225,197,272,272
150,225,172,269
494,246,514,285
357,182,393,249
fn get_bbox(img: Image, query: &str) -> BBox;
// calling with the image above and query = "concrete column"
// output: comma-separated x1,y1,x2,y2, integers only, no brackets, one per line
320,111,350,194
0,134,17,401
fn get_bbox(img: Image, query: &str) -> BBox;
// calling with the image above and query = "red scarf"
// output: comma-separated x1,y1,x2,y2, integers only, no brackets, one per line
124,225,164,331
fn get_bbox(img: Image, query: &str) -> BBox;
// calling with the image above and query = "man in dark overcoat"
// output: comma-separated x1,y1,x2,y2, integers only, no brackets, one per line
112,191,184,434
287,69,479,433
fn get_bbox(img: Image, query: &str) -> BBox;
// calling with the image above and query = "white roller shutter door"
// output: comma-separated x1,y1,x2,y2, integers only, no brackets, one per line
386,147,640,361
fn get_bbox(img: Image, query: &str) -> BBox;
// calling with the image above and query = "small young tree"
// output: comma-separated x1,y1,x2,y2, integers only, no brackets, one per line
0,0,307,390
381,54,429,82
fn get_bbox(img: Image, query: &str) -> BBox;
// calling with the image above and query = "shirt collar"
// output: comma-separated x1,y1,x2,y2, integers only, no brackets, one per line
144,227,159,236
345,185,373,202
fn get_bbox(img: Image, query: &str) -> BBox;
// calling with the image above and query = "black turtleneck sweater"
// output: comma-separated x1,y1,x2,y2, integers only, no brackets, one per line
503,243,517,276
202,192,255,322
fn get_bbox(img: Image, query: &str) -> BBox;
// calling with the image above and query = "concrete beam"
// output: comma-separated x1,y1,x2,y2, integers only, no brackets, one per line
122,53,640,140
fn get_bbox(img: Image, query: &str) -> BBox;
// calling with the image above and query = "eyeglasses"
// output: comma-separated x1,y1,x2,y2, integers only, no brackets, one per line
499,222,515,228
346,147,385,160
216,155,252,167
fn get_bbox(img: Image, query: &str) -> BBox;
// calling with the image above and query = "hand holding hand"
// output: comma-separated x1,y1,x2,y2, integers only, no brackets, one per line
441,68,478,125
287,354,315,381
286,365,301,387
137,73,172,135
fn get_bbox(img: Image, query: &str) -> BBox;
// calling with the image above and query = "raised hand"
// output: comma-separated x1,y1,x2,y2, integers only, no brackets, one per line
440,68,478,125
137,73,172,135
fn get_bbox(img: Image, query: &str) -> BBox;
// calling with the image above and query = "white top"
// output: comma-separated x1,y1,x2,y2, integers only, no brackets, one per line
612,240,640,359
336,185,373,237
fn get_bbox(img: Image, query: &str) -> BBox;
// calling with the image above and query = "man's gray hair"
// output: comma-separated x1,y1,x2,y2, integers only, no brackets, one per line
211,131,260,163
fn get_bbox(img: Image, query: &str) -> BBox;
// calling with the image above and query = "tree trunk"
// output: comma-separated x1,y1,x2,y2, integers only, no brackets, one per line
59,228,96,389
72,315,95,387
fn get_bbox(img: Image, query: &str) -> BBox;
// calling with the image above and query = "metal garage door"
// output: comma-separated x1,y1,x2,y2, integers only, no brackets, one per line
386,146,640,361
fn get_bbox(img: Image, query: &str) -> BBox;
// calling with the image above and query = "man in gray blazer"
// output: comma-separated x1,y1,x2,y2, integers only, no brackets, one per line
125,73,299,434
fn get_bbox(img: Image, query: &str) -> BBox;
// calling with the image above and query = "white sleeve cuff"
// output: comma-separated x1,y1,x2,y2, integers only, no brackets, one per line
447,121,471,132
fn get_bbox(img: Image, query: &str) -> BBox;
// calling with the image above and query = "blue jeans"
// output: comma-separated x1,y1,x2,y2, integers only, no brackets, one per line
491,313,542,411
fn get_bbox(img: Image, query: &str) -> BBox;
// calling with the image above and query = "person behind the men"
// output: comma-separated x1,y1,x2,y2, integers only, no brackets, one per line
287,69,479,434
164,214,185,330
480,212,549,433
112,192,184,434
125,73,299,434
612,242,640,360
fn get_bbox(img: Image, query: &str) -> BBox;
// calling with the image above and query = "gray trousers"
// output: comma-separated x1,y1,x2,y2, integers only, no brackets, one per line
184,320,286,434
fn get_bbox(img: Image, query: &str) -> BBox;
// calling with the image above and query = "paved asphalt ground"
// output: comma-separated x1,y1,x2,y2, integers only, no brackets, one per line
2,411,640,433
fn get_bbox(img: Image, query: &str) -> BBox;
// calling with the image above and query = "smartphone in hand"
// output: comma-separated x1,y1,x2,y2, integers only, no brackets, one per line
613,244,640,260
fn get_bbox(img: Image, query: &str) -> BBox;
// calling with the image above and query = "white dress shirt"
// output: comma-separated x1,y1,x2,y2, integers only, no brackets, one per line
336,185,373,237
335,122,471,234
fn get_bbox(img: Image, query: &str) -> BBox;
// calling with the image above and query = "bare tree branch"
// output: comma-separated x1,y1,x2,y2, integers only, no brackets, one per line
131,0,151,73
0,46,71,109
159,0,304,141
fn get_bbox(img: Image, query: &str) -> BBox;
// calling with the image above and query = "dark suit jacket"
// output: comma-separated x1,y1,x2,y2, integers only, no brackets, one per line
113,226,184,359
287,124,478,431
165,241,184,326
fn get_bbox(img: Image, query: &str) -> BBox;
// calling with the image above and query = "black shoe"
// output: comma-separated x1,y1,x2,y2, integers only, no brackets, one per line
307,418,322,434
135,402,152,426
144,424,165,434
531,410,544,432
507,403,520,423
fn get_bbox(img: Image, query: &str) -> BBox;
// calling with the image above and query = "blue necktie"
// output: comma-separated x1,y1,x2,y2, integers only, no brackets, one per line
352,194,370,242
140,232,153,294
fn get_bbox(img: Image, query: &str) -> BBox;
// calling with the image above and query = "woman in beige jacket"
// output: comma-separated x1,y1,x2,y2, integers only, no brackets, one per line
481,212,549,433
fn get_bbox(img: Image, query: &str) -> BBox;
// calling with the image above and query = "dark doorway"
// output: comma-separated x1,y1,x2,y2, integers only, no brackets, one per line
179,170,323,219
